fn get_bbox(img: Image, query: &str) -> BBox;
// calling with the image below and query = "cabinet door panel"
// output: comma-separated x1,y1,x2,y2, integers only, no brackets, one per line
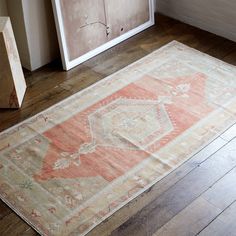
105,0,150,40
60,0,108,61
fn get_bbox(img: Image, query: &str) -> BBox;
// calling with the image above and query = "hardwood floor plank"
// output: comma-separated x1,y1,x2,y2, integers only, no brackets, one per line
147,140,236,230
21,228,38,236
202,167,236,211
111,139,236,236
96,137,226,236
153,197,221,236
205,39,236,60
0,213,34,236
0,201,11,220
198,201,236,236
223,48,236,65
220,124,236,141
140,136,228,206
153,144,236,236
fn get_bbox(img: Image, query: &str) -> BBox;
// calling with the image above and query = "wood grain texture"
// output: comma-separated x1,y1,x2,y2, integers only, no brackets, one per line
0,213,36,236
153,197,221,236
199,201,236,236
0,14,236,236
0,201,11,220
202,167,236,211
112,139,236,236
220,124,236,141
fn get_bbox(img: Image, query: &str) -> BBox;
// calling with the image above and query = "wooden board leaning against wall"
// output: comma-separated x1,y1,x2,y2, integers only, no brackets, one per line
53,0,154,70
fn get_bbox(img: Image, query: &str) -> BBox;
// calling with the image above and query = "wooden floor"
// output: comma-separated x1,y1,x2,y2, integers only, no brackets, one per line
0,14,236,236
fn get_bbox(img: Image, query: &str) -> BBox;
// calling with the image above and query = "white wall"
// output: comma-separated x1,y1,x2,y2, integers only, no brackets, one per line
1,0,31,69
7,0,31,69
21,0,59,71
0,0,8,16
7,0,59,71
156,0,236,42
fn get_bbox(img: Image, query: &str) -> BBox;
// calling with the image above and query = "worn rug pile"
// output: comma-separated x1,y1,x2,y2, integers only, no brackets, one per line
0,41,236,236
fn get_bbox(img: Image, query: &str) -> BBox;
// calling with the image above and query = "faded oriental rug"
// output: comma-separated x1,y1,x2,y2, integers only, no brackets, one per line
0,41,236,236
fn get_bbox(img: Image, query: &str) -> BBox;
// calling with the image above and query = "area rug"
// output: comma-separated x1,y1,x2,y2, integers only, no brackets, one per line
0,41,236,236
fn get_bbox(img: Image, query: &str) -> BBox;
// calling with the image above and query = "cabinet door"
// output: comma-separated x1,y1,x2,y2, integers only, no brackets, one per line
105,0,150,40
60,0,108,61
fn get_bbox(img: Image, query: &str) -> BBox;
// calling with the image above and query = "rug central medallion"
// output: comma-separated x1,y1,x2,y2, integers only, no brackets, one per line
36,96,175,182
88,98,173,150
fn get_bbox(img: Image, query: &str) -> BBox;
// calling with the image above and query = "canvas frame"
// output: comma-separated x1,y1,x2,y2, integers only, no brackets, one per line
52,0,155,70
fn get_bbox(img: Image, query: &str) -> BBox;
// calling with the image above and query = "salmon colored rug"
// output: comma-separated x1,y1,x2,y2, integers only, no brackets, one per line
0,41,236,236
